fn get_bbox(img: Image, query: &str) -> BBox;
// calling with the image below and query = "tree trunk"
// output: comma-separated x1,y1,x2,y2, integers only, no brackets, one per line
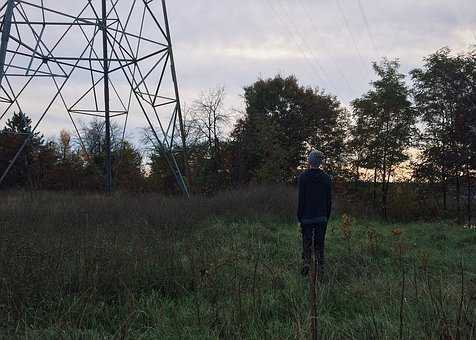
467,161,472,226
456,171,461,224
213,112,221,177
382,171,392,221
373,167,377,209
442,170,448,211
441,135,447,211
381,150,388,220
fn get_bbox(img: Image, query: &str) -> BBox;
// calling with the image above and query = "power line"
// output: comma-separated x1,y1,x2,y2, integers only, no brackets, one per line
295,0,356,94
334,0,368,74
263,0,331,89
278,0,331,86
357,0,379,59
276,0,338,90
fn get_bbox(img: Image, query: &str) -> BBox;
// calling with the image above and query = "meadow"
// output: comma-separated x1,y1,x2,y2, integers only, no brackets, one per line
0,187,475,339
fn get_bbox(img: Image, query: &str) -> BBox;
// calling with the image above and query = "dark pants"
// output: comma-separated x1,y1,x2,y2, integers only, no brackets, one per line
301,223,327,273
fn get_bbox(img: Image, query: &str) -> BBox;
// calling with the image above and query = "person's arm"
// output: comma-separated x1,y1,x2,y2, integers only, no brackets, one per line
297,175,305,223
327,177,332,221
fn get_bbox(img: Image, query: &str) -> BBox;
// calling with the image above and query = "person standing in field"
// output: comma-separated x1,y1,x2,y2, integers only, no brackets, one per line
297,150,332,277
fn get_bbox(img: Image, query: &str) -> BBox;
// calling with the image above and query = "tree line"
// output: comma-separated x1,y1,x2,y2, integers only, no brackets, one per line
0,47,475,222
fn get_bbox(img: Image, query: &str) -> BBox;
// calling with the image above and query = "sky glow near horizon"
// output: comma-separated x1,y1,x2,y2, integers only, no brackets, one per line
1,0,475,144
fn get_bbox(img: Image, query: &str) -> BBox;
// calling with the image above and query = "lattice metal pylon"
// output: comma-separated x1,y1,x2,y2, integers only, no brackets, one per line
0,0,189,195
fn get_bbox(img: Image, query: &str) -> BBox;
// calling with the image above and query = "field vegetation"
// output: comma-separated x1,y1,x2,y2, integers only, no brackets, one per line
1,187,475,339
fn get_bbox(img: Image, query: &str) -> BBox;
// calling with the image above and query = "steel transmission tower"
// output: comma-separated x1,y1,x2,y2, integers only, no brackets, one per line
0,0,189,195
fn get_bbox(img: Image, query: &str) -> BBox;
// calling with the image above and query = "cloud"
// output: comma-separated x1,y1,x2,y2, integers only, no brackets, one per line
1,0,475,141
169,0,476,106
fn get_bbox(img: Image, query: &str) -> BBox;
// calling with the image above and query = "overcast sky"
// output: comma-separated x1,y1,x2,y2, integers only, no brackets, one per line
168,0,475,109
2,0,476,141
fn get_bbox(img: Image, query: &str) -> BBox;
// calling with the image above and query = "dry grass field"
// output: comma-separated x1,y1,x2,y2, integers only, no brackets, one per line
0,187,475,339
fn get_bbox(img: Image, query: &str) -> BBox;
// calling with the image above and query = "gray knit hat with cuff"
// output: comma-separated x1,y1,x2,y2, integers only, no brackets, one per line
308,150,324,168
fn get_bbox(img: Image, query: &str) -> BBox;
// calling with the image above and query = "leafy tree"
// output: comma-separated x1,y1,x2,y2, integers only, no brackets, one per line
411,48,476,222
351,59,417,219
305,92,351,178
113,141,144,191
58,129,72,162
147,146,185,195
79,119,143,191
462,52,476,225
29,140,58,189
231,75,349,184
143,120,192,194
47,130,85,190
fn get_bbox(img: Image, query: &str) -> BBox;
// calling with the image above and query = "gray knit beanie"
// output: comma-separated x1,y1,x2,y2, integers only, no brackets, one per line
308,150,324,168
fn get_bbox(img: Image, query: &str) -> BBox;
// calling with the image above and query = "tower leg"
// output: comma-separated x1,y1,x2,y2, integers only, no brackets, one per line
0,0,15,85
101,0,112,194
162,0,190,197
0,0,16,187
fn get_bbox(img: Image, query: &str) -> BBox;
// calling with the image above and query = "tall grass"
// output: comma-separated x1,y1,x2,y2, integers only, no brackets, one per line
1,186,475,339
0,186,295,335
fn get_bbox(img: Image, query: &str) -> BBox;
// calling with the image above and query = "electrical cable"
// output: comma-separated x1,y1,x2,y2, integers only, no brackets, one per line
263,0,330,89
294,0,356,94
357,0,379,59
275,0,336,89
335,0,368,76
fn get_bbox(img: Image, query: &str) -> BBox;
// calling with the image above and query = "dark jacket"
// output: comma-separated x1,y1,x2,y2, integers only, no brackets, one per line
297,168,332,224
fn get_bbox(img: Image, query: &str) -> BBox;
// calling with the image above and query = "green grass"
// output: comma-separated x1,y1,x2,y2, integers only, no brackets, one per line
1,190,475,339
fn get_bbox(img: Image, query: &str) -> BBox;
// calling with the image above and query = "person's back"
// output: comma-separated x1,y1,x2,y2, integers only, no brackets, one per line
297,168,332,225
297,150,332,277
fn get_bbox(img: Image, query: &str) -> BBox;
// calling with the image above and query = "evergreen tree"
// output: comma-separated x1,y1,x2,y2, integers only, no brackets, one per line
0,112,44,187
